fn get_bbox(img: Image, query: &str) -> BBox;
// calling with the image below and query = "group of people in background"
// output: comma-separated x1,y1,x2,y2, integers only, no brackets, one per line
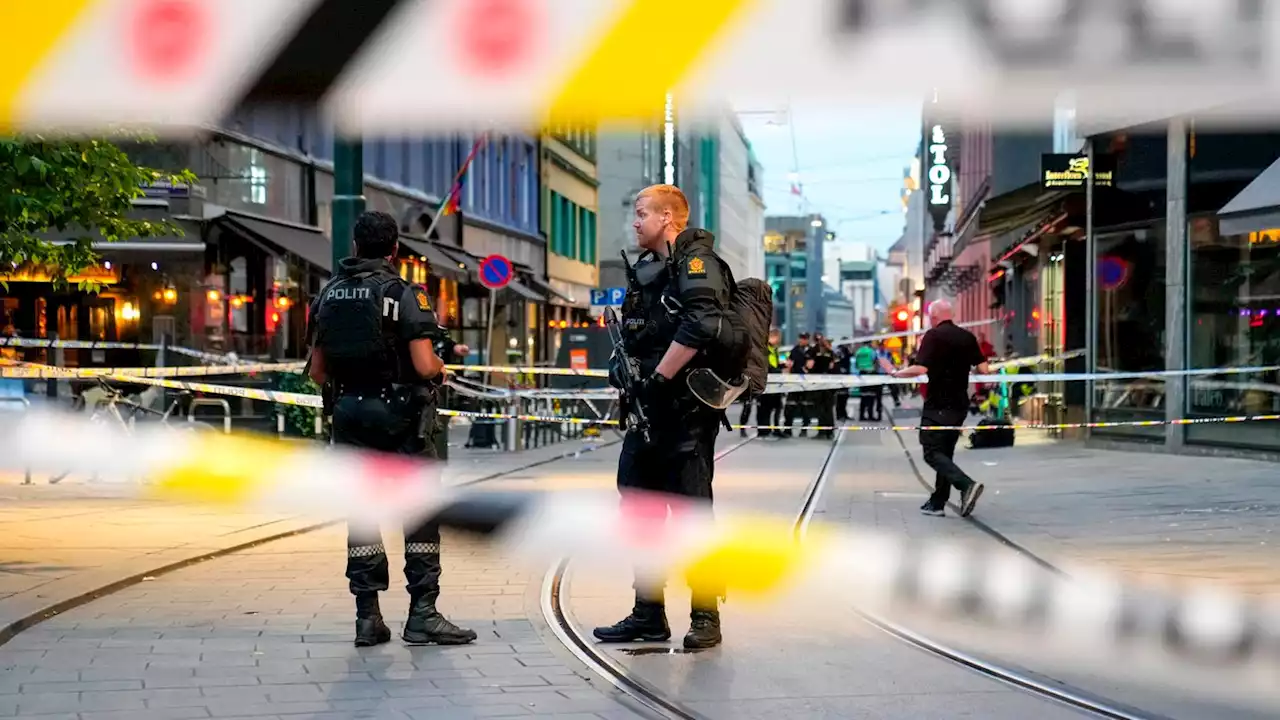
738,328,908,437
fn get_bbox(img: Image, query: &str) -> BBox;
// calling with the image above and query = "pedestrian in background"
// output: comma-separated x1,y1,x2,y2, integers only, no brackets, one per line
810,336,836,439
893,299,990,518
781,333,812,437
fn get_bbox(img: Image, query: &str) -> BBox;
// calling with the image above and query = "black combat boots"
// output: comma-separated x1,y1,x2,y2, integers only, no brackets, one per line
683,593,722,649
402,592,478,646
354,593,392,647
592,598,671,643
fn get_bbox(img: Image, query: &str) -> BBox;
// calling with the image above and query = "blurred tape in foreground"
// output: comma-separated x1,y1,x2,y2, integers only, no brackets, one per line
2,0,1276,131
0,408,1278,711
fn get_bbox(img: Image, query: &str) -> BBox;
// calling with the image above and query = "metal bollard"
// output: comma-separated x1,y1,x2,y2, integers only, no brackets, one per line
277,413,285,438
504,403,518,452
314,413,323,438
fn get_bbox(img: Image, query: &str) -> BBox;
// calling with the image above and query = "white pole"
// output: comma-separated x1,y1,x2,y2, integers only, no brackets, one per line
485,287,497,387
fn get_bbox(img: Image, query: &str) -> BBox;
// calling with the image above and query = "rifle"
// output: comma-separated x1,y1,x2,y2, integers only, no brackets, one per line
602,306,651,443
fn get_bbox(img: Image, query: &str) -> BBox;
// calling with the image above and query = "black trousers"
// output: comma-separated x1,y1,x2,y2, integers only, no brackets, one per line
919,407,976,509
617,406,720,607
834,389,848,421
814,389,835,435
739,394,782,432
783,390,812,432
859,382,883,420
332,394,442,599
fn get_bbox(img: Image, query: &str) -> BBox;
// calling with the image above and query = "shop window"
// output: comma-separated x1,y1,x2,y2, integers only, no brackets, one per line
245,148,267,205
1093,225,1166,438
1186,216,1280,450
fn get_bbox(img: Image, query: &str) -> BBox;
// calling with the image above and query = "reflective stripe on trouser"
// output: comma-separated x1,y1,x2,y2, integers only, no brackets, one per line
346,520,443,597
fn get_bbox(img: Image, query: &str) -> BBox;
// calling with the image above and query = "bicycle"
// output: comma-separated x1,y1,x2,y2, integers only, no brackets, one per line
47,378,214,484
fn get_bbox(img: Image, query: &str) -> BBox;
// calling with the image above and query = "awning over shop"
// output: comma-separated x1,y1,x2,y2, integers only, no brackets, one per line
433,245,543,301
435,244,480,280
504,279,543,302
521,274,575,305
397,235,466,281
43,203,205,253
215,210,332,273
977,183,1070,250
1218,156,1280,236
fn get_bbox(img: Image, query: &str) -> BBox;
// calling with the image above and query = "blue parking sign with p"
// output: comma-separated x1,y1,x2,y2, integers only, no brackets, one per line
591,288,625,307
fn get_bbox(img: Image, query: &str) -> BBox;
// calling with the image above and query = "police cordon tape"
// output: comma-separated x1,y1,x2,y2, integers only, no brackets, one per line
4,1,1249,132
0,336,243,365
43,371,1280,434
76,372,624,426
0,321,1006,378
0,407,1277,711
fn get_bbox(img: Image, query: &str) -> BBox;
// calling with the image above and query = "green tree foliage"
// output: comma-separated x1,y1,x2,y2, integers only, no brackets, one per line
0,133,196,290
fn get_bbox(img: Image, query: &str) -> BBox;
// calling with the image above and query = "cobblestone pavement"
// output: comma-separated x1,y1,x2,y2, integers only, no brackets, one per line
891,412,1280,594
567,433,1092,720
0,434,649,720
2,412,1277,719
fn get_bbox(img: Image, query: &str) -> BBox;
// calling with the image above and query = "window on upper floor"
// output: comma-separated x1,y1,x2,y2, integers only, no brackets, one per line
578,207,597,265
245,148,267,205
552,125,597,162
494,139,506,221
521,143,535,229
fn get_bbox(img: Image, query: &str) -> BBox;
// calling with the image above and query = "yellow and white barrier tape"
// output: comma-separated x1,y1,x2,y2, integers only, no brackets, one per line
0,408,1277,710
2,2,1226,131
0,337,251,366
66,371,1280,433
0,362,298,379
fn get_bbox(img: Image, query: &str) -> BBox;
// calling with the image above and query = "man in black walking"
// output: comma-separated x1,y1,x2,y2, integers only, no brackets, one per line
892,299,990,518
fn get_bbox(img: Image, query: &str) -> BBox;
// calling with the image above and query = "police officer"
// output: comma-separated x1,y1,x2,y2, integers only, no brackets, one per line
593,184,734,650
781,333,812,437
737,327,783,437
306,210,476,648
810,336,836,439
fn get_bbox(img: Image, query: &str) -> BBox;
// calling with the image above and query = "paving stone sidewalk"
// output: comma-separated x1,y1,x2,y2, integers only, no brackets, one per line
0,527,648,719
0,437,617,650
884,407,1280,594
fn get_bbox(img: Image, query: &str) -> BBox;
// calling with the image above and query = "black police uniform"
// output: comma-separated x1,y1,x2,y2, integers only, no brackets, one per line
809,344,836,439
594,228,731,650
782,342,811,436
833,345,852,422
308,256,476,648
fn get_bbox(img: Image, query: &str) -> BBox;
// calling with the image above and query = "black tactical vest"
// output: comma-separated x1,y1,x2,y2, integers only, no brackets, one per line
620,253,678,371
313,268,403,388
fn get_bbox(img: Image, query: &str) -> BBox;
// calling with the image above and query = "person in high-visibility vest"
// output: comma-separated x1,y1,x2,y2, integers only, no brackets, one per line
739,328,782,436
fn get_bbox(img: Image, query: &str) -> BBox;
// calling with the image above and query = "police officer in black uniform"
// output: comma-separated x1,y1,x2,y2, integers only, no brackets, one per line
782,333,813,436
593,184,734,650
306,211,476,648
810,336,836,439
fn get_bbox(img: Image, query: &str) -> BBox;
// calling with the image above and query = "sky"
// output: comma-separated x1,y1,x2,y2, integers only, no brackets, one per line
737,100,922,258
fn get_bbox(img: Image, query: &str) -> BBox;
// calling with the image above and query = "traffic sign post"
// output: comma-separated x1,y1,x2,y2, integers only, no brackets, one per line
478,255,513,381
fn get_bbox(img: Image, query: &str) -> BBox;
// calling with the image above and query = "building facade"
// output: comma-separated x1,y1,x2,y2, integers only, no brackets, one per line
716,113,767,282
541,126,599,357
764,214,830,344
0,107,552,368
595,128,665,291
1079,119,1280,453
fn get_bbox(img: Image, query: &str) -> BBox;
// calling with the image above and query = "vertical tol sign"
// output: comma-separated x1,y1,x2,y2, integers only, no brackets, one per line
926,122,951,233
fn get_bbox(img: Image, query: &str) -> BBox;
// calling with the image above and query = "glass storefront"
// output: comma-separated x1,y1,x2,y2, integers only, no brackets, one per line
1185,218,1280,450
1092,224,1167,441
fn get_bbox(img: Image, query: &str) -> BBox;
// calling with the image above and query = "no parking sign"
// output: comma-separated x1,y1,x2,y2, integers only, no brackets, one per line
479,255,513,290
